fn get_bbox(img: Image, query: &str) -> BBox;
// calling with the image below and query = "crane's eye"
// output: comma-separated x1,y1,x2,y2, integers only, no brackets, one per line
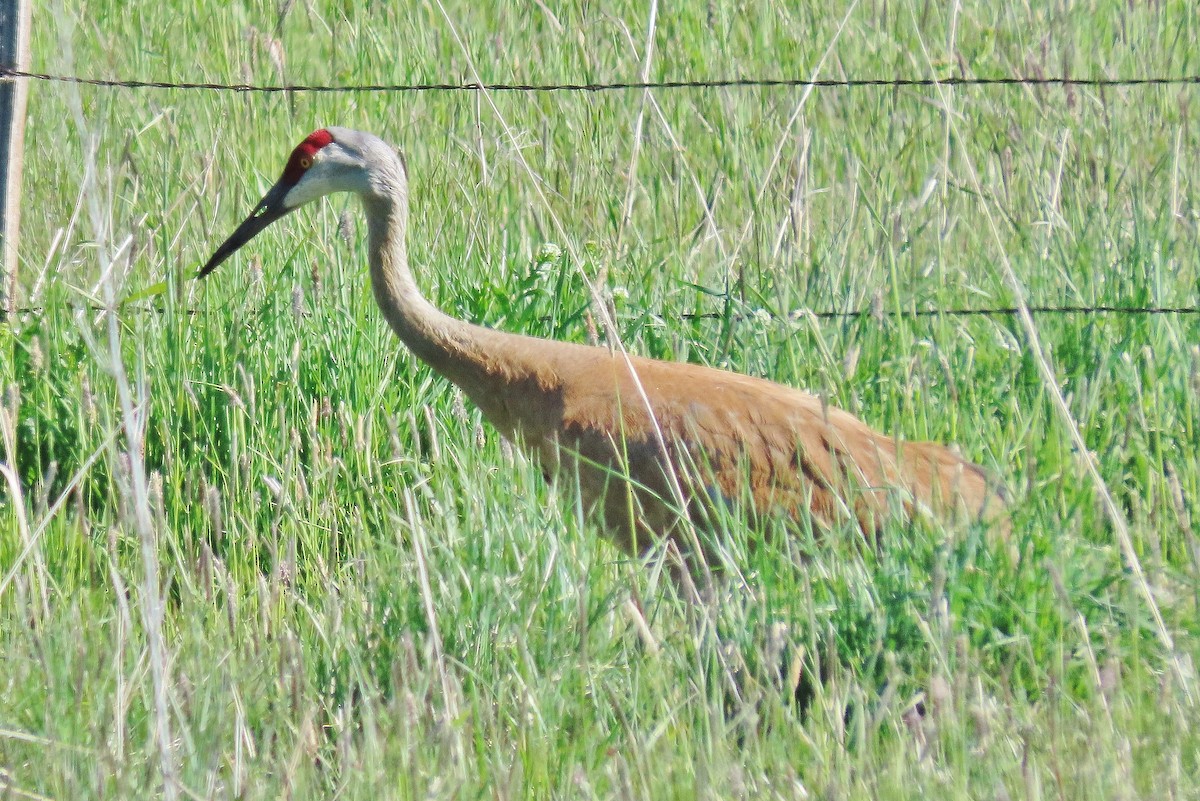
299,156,313,170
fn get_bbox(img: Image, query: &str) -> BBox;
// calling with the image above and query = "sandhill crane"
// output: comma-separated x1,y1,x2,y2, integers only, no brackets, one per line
200,127,1006,573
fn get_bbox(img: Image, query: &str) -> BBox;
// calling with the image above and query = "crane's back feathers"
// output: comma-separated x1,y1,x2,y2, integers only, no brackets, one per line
436,329,1006,558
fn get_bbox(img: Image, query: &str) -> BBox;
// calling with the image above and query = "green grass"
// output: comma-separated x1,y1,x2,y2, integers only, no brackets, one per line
3,1,1200,798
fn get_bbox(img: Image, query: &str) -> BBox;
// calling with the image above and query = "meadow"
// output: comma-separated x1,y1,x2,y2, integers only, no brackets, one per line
2,1,1199,798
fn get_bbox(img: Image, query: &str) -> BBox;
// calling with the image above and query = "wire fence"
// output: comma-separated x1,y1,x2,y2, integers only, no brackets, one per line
4,67,1200,94
9,302,1200,322
681,304,1200,321
3,66,1199,323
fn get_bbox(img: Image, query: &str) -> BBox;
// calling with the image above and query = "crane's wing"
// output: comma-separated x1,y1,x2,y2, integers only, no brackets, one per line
557,352,1006,536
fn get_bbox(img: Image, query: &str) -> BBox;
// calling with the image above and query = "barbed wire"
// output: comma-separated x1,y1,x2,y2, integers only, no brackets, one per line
7,302,1198,322
3,66,1197,324
680,304,1200,321
3,67,1200,94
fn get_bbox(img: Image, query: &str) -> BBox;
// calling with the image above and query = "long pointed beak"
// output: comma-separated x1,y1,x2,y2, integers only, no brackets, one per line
197,180,295,278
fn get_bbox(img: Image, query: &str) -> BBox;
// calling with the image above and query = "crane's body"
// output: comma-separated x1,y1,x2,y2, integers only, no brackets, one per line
201,127,1005,564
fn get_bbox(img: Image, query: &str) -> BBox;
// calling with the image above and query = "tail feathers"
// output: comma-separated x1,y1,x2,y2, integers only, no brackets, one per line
898,439,1009,531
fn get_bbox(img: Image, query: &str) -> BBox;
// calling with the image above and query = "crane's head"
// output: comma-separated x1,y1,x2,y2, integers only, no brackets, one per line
199,127,399,278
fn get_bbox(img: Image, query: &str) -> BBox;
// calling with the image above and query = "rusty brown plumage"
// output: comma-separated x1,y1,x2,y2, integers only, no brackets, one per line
201,127,1007,571
442,334,1007,560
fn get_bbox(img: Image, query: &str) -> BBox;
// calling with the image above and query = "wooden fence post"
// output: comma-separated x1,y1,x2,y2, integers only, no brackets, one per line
1,0,32,316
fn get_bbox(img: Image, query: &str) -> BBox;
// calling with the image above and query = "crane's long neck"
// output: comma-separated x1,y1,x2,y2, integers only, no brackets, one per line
362,186,517,407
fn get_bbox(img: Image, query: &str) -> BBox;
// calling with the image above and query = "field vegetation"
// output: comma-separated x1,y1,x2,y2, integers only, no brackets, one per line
2,2,1199,798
